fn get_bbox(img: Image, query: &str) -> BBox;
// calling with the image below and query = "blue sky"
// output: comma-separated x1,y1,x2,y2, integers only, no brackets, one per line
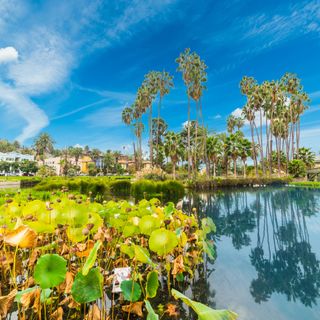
0,0,320,152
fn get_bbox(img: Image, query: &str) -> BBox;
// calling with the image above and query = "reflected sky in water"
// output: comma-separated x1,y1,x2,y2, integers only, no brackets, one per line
184,187,320,320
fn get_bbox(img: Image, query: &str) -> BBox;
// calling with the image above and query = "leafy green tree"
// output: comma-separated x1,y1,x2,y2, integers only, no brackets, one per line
33,133,55,165
288,159,306,178
206,134,223,177
19,160,38,175
295,147,315,169
164,131,183,179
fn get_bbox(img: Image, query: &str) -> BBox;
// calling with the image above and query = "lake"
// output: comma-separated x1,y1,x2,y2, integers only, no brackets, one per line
183,187,320,320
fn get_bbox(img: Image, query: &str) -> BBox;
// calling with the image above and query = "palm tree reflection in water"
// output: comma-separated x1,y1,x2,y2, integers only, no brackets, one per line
184,188,320,308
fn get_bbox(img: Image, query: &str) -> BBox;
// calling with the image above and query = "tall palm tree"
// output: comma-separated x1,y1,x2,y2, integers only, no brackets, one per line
164,131,183,179
33,133,55,165
176,48,194,179
206,134,223,177
156,71,173,165
239,137,252,177
225,132,243,177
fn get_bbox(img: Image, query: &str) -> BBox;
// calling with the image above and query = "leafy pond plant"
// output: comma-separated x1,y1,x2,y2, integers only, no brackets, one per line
0,193,237,319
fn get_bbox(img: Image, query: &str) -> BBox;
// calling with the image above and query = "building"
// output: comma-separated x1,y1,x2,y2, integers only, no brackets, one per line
118,155,152,171
0,152,34,162
0,152,34,175
43,155,94,175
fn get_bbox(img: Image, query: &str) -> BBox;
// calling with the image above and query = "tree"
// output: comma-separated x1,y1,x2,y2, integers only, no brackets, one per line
152,117,168,167
19,160,38,175
295,147,315,169
225,132,243,177
206,134,223,177
69,147,83,166
239,137,252,177
33,133,55,165
164,131,183,179
288,159,306,178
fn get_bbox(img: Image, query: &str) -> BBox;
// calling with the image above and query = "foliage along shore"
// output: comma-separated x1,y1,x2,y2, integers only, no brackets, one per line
289,181,320,188
187,176,291,191
0,193,237,319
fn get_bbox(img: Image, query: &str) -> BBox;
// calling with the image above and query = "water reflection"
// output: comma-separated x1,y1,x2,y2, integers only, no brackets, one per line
184,187,320,310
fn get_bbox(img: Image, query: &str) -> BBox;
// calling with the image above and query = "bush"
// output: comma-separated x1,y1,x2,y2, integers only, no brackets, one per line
132,180,185,202
109,180,131,196
288,159,306,178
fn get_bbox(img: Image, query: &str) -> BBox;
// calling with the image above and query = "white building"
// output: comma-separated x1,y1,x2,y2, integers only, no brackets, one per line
0,152,34,162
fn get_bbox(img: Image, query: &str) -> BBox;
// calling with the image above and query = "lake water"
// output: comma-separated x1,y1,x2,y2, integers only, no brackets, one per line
183,187,320,320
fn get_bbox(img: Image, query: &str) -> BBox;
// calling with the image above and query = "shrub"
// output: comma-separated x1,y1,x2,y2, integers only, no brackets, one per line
109,180,131,196
288,159,306,178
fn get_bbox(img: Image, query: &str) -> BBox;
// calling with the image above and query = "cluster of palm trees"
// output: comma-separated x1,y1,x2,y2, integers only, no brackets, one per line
122,71,173,170
239,73,310,175
121,52,315,179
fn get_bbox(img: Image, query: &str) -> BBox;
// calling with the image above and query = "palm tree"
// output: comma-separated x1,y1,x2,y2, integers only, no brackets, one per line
295,147,315,169
156,71,173,165
69,147,83,167
164,131,183,179
33,133,55,165
227,115,237,134
226,132,243,177
176,48,194,179
206,134,223,177
152,117,168,167
239,137,252,177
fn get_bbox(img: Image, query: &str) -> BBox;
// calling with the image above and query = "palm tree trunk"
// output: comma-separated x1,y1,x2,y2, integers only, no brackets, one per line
156,96,162,167
249,120,258,176
259,108,265,175
149,105,153,167
172,159,176,180
233,158,237,177
213,161,216,178
187,91,191,179
243,160,246,178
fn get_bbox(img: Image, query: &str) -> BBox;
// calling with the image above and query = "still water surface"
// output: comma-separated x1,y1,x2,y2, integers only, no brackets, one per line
184,187,320,320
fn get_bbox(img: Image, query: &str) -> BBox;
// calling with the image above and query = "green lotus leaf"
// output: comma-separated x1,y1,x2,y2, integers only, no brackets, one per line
123,225,140,237
134,245,154,265
145,300,159,320
120,244,135,259
72,268,103,303
26,221,55,233
172,289,238,320
139,215,160,235
22,200,46,218
149,228,178,256
120,280,141,302
66,226,87,243
34,254,67,289
5,202,21,217
201,217,216,235
164,202,175,218
146,271,159,299
87,212,104,233
203,240,215,260
82,240,102,276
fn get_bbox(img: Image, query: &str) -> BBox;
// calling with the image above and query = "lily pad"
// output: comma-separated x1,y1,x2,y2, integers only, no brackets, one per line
120,280,141,302
71,268,103,303
149,228,178,256
34,254,67,289
82,240,102,276
146,271,159,299
139,216,160,235
172,289,238,320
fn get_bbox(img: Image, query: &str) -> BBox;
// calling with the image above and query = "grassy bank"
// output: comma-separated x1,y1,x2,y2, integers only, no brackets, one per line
289,181,320,188
32,176,185,202
188,177,291,191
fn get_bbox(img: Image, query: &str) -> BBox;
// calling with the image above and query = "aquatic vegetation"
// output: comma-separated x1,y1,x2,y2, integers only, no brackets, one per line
0,195,236,319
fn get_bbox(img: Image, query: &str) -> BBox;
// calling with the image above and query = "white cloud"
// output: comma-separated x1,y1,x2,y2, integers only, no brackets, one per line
0,47,18,63
214,114,222,119
0,83,49,143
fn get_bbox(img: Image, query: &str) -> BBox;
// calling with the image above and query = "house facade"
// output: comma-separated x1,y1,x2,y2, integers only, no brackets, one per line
0,152,34,162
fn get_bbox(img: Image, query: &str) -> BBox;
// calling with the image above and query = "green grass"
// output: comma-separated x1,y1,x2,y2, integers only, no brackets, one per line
289,181,320,188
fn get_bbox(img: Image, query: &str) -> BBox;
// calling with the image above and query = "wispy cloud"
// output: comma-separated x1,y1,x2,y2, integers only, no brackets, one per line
80,105,124,128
